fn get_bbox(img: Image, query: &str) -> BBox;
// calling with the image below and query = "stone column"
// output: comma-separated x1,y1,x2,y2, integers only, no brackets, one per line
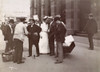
36,0,41,20
50,0,56,16
0,0,3,21
55,0,62,15
73,0,79,32
65,0,74,34
30,0,34,18
44,0,51,16
41,0,45,20
34,0,37,14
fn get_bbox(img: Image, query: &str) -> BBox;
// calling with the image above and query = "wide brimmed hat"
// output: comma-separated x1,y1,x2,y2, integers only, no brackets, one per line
54,15,61,21
55,15,61,18
43,16,48,20
29,18,35,22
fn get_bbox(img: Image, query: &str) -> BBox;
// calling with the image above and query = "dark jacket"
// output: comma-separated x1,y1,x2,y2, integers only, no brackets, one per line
55,21,66,43
85,19,97,34
27,24,41,43
49,21,56,39
4,24,15,41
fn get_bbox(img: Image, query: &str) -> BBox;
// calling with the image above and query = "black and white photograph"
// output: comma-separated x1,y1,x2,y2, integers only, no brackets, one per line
0,0,100,72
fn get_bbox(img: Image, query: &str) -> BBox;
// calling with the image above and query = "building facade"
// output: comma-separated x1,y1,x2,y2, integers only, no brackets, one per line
30,0,100,34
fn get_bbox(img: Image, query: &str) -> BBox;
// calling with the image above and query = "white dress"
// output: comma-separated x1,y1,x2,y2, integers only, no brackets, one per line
39,22,49,53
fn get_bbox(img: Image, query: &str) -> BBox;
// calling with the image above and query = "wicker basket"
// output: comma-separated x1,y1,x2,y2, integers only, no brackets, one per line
2,51,14,62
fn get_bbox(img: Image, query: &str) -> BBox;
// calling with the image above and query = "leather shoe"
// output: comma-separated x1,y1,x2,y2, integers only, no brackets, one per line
89,47,94,50
50,54,54,56
17,61,24,64
36,55,39,57
13,61,17,63
28,55,31,57
55,61,63,64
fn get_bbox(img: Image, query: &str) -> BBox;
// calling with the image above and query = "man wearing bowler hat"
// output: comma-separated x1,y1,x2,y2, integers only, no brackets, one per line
27,18,41,57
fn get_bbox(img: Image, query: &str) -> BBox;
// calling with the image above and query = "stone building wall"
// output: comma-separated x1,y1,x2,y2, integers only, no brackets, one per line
30,0,100,35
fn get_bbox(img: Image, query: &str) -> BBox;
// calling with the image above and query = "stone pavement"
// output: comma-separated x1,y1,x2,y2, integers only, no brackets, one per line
74,35,100,47
0,29,100,72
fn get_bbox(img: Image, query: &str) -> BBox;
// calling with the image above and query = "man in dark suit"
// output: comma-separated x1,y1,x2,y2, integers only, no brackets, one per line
4,19,15,52
27,19,41,57
84,13,98,50
49,21,56,56
46,16,55,56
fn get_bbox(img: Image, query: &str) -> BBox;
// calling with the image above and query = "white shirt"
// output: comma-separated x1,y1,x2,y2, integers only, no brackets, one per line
13,22,28,42
8,24,13,34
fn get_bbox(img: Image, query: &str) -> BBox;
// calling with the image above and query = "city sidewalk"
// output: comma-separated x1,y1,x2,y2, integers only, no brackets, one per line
0,30,100,72
74,36,100,48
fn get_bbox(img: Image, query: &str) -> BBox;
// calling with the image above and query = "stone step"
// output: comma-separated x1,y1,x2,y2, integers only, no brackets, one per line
75,32,88,37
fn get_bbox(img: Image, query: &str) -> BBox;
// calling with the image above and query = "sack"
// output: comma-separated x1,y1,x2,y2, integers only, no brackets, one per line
64,35,74,46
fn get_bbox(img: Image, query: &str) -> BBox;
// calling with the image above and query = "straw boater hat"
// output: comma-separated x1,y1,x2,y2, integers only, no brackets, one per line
55,15,61,18
43,16,48,20
54,15,61,21
48,16,53,19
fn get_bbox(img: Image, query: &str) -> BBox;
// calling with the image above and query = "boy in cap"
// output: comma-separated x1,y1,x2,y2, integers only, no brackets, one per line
84,13,98,50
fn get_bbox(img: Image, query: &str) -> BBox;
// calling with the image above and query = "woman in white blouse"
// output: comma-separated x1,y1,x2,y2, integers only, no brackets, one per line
39,16,49,54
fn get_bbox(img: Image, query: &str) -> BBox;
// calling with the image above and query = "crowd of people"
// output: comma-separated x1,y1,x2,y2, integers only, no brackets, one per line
0,15,67,64
0,13,98,64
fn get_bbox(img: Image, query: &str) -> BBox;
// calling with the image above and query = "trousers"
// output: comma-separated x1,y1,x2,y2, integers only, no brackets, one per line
56,41,63,62
49,37,55,55
88,33,94,49
5,39,13,52
13,39,23,63
29,39,39,56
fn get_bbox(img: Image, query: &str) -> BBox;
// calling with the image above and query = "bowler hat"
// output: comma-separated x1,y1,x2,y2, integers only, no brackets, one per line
9,19,14,23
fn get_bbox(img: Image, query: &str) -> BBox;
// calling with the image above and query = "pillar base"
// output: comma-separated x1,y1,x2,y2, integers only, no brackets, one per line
67,29,74,35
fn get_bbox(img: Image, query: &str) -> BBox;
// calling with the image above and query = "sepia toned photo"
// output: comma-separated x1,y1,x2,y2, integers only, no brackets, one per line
0,0,100,72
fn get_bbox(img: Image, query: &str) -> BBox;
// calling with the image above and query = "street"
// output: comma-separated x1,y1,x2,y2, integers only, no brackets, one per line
0,29,100,72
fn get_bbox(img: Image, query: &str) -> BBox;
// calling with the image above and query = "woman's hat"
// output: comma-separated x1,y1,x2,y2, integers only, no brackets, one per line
43,16,48,21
